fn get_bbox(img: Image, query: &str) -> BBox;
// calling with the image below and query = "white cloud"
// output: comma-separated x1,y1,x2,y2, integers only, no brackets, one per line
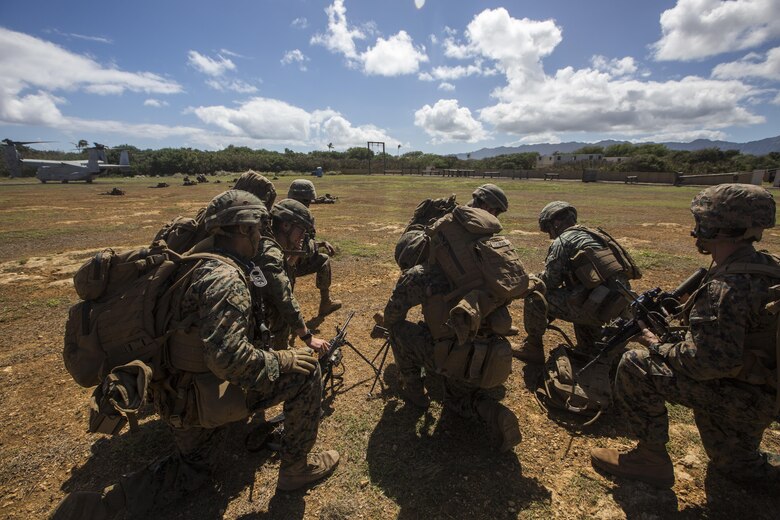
310,0,365,63
291,17,309,29
0,27,181,126
187,50,236,76
438,82,455,91
425,63,487,81
190,97,399,148
424,8,766,141
144,98,169,107
205,79,259,94
591,56,637,77
363,31,428,76
414,99,488,143
415,0,426,8
46,29,112,44
712,46,780,80
653,0,780,61
281,49,309,71
514,133,561,145
638,129,728,142
219,48,248,59
773,92,780,105
312,1,428,76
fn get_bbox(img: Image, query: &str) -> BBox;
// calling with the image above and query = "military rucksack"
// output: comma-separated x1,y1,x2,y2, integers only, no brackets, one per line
404,194,457,234
426,205,529,302
63,241,246,432
535,344,612,425
152,207,208,255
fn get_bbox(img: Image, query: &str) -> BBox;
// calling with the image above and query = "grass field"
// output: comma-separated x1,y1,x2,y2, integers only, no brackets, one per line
0,174,778,519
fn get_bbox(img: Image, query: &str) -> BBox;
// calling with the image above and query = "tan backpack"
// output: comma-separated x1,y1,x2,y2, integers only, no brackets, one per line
426,205,529,301
152,207,208,255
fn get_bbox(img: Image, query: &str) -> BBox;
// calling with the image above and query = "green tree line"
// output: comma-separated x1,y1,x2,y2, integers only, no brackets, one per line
2,142,778,178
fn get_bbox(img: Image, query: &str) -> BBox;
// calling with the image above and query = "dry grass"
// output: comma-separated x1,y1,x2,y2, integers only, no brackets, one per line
0,175,779,519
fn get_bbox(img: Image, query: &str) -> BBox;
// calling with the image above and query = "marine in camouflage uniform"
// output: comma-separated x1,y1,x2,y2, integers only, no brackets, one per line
591,184,780,488
252,198,330,352
517,201,633,363
383,261,521,452
286,179,342,317
53,191,337,520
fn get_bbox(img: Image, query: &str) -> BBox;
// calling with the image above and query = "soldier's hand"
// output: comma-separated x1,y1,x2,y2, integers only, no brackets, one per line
274,348,318,375
318,240,336,256
306,336,329,354
632,320,660,348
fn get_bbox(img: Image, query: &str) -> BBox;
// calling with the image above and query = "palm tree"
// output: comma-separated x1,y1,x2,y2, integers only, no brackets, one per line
327,142,334,152
397,144,401,156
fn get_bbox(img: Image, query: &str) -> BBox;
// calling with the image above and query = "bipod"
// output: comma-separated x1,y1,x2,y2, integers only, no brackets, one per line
367,337,391,398
322,337,386,399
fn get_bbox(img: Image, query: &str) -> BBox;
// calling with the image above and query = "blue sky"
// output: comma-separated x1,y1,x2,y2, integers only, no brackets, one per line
1,0,779,154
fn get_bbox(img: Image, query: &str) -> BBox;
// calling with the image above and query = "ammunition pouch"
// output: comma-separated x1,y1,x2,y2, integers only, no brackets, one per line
192,373,249,428
432,336,512,389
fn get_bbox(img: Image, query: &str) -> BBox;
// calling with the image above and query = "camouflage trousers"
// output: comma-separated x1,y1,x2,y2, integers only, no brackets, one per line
293,251,331,291
615,348,776,470
524,287,602,355
389,319,495,420
120,367,322,515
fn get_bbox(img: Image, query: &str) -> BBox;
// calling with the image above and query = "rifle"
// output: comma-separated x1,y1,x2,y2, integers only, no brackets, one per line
578,267,707,374
320,310,355,393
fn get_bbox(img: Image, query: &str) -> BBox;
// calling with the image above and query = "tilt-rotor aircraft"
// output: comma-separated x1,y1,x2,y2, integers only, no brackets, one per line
2,139,130,183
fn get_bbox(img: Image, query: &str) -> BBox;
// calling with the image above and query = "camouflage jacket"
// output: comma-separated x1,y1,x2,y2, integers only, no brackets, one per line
179,259,280,387
661,246,779,382
541,226,603,289
253,236,307,334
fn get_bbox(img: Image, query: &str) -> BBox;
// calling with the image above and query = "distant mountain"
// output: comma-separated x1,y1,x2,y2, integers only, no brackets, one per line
457,135,780,159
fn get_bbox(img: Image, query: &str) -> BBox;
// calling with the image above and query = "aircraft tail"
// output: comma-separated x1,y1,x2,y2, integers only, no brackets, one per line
119,150,130,168
2,144,23,178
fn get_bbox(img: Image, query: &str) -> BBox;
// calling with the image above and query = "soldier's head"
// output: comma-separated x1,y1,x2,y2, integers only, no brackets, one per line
287,179,317,207
690,183,775,255
468,184,508,216
204,190,269,259
233,170,277,210
394,230,429,271
270,198,315,251
538,201,577,239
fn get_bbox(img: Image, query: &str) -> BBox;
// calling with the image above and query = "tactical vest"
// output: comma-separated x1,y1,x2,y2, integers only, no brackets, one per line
562,226,641,321
696,251,780,403
157,241,254,429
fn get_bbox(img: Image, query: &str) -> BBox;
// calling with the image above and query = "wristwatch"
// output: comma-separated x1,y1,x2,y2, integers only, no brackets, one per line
299,330,313,342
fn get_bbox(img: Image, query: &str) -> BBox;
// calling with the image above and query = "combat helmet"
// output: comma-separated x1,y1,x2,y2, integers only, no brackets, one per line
203,190,268,235
234,171,277,210
690,183,775,241
288,179,317,204
538,201,577,233
472,184,508,214
394,230,429,270
271,198,315,233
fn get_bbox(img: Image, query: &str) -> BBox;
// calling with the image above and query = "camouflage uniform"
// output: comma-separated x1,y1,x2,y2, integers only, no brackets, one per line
614,245,778,473
291,233,333,295
118,258,322,515
525,226,629,354
253,237,307,350
383,264,508,418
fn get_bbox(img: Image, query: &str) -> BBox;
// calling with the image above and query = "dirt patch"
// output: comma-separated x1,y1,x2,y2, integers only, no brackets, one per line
510,229,543,236
641,222,682,228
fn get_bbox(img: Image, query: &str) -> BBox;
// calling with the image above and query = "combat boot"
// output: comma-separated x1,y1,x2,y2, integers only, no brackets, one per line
399,376,429,409
318,289,342,317
477,400,522,452
277,450,340,491
512,337,545,364
713,451,780,483
591,443,675,488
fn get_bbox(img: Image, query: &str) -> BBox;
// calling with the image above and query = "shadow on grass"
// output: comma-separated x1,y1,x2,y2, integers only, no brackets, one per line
58,417,275,519
366,399,551,519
